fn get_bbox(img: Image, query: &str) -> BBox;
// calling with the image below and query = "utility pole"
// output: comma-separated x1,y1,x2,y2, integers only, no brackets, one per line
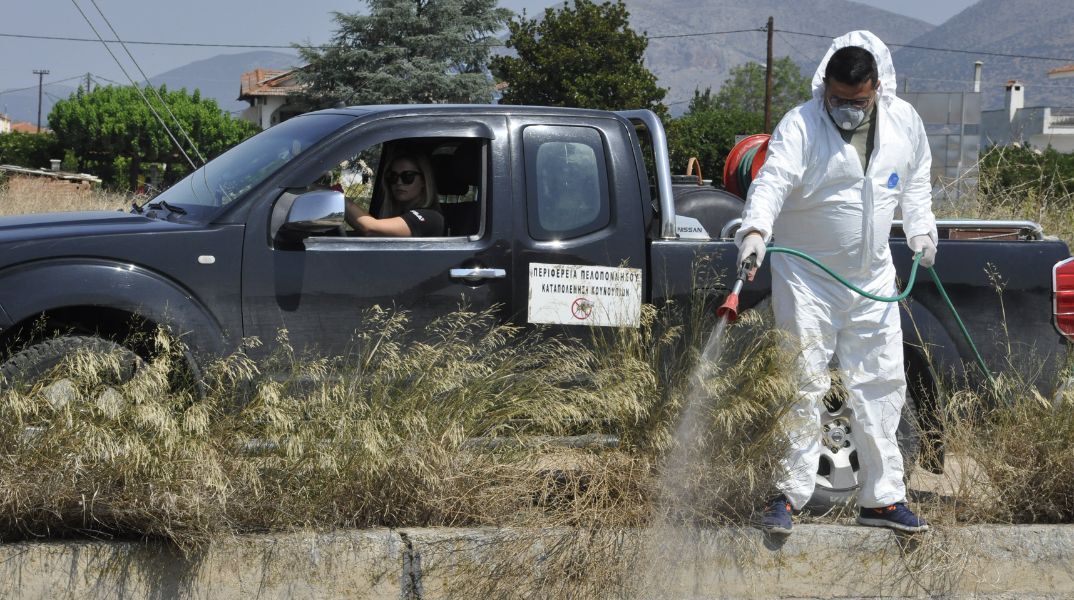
85,72,92,94
33,69,49,133
763,17,774,134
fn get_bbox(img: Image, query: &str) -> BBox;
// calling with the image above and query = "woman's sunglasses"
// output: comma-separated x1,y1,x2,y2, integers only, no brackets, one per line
386,170,423,185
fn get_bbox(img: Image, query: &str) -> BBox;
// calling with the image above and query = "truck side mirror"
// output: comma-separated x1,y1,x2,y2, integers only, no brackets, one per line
280,189,346,236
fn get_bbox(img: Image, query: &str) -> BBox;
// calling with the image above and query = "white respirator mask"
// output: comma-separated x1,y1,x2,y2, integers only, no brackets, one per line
828,103,867,131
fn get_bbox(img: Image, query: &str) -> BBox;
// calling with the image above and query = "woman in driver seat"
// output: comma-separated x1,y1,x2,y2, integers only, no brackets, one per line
344,153,443,236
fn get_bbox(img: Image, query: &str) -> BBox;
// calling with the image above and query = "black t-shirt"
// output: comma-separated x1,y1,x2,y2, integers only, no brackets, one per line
400,208,444,236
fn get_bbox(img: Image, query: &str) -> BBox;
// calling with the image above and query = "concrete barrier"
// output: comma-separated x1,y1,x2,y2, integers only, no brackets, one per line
0,530,400,599
3,525,1074,598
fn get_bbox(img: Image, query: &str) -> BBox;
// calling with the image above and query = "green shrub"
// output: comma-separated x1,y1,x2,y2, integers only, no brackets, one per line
979,144,1074,213
0,131,58,169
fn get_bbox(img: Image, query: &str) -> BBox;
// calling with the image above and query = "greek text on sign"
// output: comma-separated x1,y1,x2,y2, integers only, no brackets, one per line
528,263,642,327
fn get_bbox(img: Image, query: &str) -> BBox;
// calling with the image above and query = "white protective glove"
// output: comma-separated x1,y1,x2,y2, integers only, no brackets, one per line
909,234,937,269
737,231,767,269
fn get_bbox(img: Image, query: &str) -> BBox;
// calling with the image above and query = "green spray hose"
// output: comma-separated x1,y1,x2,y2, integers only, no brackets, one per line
764,246,998,388
736,144,763,197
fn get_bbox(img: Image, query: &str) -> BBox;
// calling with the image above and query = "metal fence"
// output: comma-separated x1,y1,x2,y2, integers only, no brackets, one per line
903,91,982,202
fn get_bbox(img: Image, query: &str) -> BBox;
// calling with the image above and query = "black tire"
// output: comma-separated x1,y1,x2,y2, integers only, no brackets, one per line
0,335,143,391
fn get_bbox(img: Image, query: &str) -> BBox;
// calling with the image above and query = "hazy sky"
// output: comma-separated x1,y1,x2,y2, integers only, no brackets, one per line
1,0,979,104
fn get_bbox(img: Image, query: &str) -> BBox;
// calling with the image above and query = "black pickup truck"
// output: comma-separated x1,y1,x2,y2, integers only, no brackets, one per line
0,105,1070,503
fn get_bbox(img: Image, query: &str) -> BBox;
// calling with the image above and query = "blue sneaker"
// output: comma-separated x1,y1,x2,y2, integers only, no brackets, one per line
857,502,929,533
759,494,793,535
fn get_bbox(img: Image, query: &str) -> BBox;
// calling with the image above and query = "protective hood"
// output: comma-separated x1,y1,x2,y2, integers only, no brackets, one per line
810,30,897,107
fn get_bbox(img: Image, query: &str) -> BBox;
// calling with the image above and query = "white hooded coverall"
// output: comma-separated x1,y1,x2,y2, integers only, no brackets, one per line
735,31,938,510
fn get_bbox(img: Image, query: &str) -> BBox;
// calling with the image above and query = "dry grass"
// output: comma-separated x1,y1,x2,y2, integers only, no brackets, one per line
912,374,1074,526
935,145,1074,244
0,308,656,550
0,303,799,554
0,176,129,215
906,145,1074,527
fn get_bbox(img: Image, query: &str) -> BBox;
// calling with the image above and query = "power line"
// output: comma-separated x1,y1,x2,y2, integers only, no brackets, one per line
69,0,197,170
90,73,124,86
88,0,205,165
5,24,1071,94
903,75,1074,90
777,28,1074,63
646,28,763,40
4,24,1074,63
0,27,766,48
776,31,809,59
7,25,1074,63
0,31,313,49
0,74,86,95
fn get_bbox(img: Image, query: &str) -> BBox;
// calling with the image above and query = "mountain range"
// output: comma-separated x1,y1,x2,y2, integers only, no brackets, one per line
892,0,1074,111
625,0,934,112
2,0,1071,126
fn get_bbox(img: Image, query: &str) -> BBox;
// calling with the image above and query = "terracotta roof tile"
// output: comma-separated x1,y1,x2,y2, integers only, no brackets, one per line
10,122,48,134
239,68,306,99
1049,64,1074,78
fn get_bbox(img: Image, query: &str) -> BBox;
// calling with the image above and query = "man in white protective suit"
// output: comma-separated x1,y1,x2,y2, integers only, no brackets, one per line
735,30,937,535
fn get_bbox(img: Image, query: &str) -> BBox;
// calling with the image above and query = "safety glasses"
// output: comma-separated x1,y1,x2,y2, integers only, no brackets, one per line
386,170,423,185
827,95,873,109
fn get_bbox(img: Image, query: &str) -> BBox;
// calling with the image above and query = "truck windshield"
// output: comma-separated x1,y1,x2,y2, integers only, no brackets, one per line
152,113,356,215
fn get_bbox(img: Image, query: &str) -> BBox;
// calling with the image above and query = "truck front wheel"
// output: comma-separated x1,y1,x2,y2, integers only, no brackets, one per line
0,335,143,392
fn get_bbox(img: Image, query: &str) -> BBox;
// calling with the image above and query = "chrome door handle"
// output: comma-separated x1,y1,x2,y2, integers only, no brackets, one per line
450,267,507,281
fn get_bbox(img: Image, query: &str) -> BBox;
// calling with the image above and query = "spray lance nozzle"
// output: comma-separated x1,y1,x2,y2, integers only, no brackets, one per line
716,255,757,323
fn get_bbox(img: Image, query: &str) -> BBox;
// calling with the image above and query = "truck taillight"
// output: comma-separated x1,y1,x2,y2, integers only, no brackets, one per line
1054,257,1074,340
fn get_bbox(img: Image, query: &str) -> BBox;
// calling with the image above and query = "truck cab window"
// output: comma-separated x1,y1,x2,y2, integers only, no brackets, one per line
523,125,610,241
426,140,484,237
281,136,486,240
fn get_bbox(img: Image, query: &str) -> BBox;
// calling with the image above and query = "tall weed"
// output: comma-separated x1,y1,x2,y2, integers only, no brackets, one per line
0,303,802,551
0,175,128,215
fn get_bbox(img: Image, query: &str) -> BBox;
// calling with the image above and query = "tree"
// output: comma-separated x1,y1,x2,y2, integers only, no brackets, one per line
49,85,258,190
492,0,667,115
714,57,811,121
666,57,809,186
0,132,58,170
686,87,718,114
668,109,762,187
296,0,511,107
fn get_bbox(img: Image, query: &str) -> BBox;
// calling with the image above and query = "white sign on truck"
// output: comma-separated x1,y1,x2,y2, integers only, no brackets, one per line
527,262,642,327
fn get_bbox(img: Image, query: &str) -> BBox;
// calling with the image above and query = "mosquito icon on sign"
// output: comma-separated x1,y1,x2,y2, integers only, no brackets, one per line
571,297,594,320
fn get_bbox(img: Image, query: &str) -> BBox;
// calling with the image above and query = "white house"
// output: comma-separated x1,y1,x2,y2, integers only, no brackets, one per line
980,80,1074,152
238,69,306,130
0,114,10,134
